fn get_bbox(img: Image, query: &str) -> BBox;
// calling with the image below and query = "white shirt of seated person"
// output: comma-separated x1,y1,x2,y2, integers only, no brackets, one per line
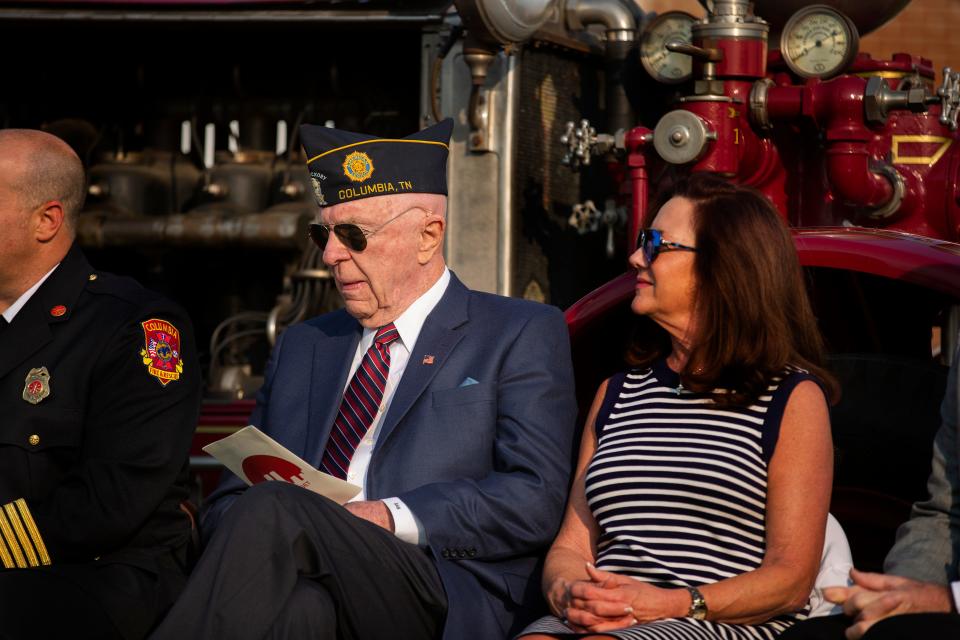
342,267,451,545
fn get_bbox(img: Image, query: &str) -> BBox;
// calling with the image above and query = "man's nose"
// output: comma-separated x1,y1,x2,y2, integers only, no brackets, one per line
321,232,350,266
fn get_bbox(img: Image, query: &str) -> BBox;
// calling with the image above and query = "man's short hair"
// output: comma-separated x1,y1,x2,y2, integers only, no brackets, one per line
0,129,86,229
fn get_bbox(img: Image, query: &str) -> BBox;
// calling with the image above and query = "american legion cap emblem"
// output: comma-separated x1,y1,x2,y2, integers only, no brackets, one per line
140,318,184,386
342,151,374,182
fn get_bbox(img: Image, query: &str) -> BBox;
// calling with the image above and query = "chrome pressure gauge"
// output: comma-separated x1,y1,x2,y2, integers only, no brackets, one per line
781,5,859,79
640,11,697,84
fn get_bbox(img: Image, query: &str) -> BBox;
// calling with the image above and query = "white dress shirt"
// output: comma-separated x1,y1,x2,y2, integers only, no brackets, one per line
342,267,451,545
2,264,60,323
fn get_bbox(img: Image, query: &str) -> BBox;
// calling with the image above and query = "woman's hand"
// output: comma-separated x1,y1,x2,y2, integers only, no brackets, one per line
564,564,689,631
545,576,573,619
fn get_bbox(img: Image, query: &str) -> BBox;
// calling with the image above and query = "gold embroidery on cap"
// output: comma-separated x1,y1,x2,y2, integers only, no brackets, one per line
342,151,375,182
308,138,448,164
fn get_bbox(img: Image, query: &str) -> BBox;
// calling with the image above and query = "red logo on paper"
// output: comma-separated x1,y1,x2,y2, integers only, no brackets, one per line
242,455,311,488
139,318,183,386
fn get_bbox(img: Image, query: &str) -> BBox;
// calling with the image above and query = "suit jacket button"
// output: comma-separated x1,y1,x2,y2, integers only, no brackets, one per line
441,549,450,559
28,434,40,446
468,548,477,557
457,549,465,558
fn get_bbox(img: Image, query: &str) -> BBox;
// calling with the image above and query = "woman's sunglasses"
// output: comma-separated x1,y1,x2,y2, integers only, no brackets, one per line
308,207,421,253
637,228,698,264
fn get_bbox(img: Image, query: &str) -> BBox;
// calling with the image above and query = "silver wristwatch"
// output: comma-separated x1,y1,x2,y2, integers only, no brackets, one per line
686,586,708,620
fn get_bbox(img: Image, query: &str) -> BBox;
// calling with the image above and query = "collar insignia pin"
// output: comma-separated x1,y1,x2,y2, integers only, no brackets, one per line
23,367,51,404
50,305,67,317
422,355,435,365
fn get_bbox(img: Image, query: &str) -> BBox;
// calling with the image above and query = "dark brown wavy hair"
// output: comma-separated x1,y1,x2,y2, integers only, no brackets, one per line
627,173,838,407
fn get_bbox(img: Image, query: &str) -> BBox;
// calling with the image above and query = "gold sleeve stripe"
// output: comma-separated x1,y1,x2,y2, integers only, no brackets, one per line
307,138,448,163
0,532,15,569
3,502,39,567
14,499,50,566
0,508,27,568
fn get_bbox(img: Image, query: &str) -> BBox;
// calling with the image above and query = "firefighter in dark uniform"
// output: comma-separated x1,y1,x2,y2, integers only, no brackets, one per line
0,129,202,639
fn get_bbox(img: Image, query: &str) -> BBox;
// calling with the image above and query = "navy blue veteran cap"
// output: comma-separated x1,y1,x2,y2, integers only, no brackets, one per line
300,118,454,207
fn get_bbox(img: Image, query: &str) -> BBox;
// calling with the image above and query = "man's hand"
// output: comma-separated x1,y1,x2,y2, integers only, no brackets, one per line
824,568,953,639
343,500,395,532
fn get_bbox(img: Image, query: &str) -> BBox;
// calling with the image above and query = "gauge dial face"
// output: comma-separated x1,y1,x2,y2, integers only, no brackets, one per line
640,11,696,84
781,5,859,79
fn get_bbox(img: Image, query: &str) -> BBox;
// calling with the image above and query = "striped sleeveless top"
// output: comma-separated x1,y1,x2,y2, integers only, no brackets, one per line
520,360,820,640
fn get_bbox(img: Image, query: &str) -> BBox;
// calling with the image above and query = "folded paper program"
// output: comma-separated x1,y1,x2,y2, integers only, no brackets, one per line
203,426,361,504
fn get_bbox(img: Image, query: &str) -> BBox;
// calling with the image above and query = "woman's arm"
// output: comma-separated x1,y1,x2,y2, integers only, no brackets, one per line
571,380,834,626
697,379,833,623
541,380,613,618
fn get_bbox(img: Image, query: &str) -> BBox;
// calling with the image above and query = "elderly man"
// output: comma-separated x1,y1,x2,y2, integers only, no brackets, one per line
151,119,577,639
782,347,960,639
0,129,201,639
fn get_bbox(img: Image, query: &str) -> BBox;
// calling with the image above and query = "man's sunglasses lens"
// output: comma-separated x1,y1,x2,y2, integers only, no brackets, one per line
308,223,367,252
308,224,330,249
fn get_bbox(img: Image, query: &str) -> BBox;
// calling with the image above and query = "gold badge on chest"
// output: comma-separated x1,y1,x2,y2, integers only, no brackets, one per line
22,367,51,405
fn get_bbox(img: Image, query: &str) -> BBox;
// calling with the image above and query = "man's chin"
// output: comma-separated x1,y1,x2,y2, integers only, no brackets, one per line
343,301,379,327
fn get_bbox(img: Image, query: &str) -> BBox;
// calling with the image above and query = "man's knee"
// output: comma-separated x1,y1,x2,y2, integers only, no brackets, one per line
264,578,337,640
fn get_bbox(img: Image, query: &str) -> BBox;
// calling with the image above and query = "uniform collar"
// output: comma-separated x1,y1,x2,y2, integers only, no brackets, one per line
19,243,94,327
2,263,60,323
0,244,94,377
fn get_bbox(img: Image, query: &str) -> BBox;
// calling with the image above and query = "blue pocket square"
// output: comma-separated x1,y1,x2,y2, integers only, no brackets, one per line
459,377,479,387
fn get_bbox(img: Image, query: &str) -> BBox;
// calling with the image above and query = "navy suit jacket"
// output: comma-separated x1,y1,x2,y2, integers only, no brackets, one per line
202,273,577,639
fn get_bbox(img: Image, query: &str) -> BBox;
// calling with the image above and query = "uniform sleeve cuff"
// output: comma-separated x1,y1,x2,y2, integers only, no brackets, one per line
0,499,51,568
950,581,960,613
381,497,424,545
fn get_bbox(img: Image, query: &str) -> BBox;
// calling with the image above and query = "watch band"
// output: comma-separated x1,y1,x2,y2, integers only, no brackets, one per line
686,586,708,620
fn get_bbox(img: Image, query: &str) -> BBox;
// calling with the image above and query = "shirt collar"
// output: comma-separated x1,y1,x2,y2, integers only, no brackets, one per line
2,263,60,324
362,267,451,350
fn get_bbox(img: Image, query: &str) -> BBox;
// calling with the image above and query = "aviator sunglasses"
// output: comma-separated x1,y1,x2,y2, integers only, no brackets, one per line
308,207,422,252
637,228,698,264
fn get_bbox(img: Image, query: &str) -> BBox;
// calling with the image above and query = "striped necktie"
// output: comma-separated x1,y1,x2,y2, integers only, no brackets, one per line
319,323,400,480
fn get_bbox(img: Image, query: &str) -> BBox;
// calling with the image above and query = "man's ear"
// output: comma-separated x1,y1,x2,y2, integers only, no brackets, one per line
33,201,65,243
417,217,445,264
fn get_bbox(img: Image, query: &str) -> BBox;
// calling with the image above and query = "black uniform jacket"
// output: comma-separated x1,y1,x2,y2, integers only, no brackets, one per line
0,244,201,635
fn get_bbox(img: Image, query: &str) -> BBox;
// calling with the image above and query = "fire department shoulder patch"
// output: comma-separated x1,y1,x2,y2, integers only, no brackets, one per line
139,318,184,386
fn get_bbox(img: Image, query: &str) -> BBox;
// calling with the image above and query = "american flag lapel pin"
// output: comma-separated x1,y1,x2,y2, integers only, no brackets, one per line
422,355,435,365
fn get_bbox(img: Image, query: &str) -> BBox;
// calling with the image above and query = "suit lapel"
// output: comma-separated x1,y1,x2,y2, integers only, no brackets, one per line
375,275,470,452
0,245,90,379
304,314,362,466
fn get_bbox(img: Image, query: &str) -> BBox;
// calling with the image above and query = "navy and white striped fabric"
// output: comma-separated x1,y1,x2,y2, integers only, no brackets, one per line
520,360,818,639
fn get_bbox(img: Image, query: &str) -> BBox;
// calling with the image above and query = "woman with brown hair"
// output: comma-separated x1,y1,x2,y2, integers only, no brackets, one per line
519,174,838,639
